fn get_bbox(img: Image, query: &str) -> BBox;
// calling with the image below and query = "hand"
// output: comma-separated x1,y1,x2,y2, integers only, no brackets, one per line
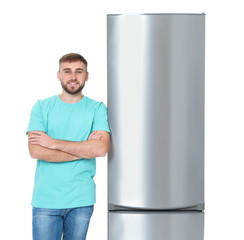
28,131,56,149
88,131,102,140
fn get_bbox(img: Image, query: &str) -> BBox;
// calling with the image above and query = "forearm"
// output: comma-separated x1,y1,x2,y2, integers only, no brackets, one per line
52,139,108,159
29,143,79,163
28,130,110,160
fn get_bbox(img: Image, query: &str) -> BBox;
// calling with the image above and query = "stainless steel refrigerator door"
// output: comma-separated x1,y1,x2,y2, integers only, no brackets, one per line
107,14,205,210
109,211,204,240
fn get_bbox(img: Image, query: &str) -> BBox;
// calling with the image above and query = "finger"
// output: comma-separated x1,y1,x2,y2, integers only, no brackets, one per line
89,131,97,137
91,136,102,140
93,136,102,139
28,136,36,141
28,135,41,140
89,135,102,140
28,139,40,144
90,133,102,138
88,131,99,139
28,138,42,143
92,132,102,136
30,132,42,136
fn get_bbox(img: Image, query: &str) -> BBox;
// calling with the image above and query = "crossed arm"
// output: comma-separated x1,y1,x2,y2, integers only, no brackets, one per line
28,131,110,163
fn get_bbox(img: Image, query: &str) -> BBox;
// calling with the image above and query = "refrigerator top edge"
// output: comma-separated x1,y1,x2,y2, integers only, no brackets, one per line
107,13,205,16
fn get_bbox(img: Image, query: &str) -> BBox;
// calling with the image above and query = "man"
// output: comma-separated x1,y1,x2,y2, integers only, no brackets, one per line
27,53,110,240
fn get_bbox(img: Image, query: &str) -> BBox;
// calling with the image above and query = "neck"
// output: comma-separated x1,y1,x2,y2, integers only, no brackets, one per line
59,91,84,104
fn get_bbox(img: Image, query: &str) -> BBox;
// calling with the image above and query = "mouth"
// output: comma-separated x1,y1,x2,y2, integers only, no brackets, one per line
68,82,79,86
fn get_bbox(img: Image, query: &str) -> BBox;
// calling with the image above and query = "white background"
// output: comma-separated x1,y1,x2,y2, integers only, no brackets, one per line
0,0,243,239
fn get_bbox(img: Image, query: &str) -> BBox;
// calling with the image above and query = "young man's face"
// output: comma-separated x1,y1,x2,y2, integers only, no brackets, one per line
57,61,89,95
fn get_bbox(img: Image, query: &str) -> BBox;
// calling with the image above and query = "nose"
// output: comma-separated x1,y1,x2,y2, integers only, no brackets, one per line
71,72,77,80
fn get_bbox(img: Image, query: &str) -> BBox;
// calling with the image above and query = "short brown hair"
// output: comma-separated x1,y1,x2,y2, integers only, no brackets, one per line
59,53,88,69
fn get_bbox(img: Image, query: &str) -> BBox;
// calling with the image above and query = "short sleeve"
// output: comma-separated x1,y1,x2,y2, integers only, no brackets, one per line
91,102,111,134
26,100,46,134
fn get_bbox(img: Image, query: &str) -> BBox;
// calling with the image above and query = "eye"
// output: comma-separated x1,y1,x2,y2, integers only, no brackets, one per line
64,71,71,74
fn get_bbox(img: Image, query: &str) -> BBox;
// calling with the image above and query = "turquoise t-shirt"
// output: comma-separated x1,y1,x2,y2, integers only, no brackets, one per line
27,95,110,209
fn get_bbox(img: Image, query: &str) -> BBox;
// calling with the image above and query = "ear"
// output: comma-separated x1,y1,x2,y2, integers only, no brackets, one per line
57,71,61,81
85,72,89,82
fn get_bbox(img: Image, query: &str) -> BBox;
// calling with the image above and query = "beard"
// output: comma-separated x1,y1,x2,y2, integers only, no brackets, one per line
61,81,85,95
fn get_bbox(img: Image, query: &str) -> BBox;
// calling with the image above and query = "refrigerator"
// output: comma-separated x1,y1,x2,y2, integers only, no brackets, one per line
107,13,205,240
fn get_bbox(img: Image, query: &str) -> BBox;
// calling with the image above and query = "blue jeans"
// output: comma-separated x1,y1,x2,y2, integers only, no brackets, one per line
32,205,94,240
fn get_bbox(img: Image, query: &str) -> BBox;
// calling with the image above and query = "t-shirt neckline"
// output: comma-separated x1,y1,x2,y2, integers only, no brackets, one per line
57,95,86,106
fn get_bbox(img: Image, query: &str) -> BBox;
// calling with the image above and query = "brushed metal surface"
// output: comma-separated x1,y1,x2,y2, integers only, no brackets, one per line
107,14,205,210
108,211,204,240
